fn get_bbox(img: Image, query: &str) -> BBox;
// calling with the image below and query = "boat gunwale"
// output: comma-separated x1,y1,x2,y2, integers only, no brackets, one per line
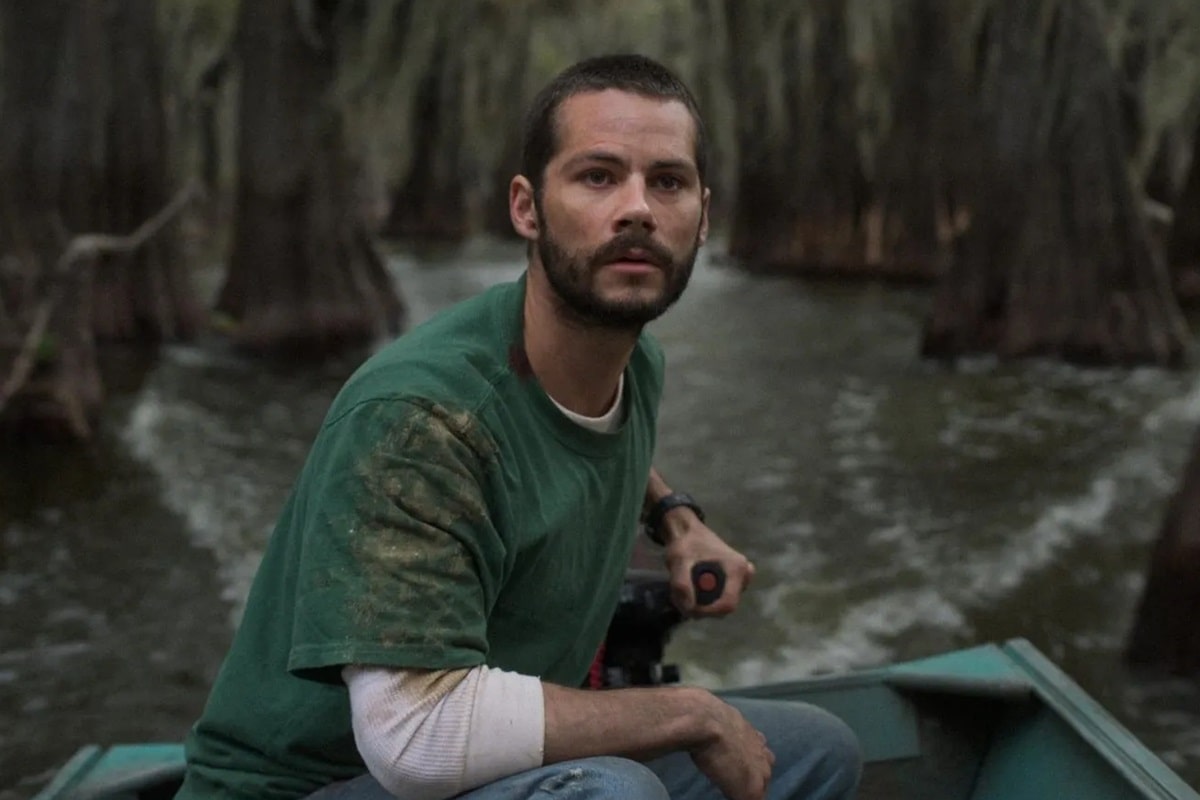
721,638,1199,800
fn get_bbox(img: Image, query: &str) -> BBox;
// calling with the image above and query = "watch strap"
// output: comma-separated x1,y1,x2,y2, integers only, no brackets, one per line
644,491,704,546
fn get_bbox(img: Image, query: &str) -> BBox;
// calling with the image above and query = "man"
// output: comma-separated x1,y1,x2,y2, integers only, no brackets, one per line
177,54,861,800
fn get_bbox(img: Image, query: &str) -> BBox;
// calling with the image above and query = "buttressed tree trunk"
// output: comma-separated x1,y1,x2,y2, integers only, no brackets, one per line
1127,425,1200,674
868,0,969,280
682,0,737,225
0,0,199,438
921,0,1189,366
90,2,202,343
218,0,404,353
475,3,534,240
1168,127,1200,302
724,0,867,274
381,4,472,242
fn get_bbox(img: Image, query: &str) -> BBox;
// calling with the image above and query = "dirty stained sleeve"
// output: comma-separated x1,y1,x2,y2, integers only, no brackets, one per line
288,397,505,679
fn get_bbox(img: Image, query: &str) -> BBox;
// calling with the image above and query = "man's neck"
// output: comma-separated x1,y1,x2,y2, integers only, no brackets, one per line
522,265,639,418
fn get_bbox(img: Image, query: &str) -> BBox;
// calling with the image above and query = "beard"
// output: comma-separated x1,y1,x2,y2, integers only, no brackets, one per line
535,208,701,330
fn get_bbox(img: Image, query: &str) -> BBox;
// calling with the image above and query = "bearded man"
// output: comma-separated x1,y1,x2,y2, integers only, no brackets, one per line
176,54,861,800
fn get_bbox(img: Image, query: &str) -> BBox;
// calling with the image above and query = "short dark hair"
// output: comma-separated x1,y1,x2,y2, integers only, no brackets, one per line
521,54,708,193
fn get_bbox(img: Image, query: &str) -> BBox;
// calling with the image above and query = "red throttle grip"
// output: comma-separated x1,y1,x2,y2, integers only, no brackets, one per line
691,561,726,607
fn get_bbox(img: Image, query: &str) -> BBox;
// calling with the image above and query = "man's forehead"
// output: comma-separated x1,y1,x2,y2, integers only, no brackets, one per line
554,89,697,154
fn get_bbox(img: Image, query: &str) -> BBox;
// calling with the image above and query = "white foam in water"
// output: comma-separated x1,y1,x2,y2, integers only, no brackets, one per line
1143,368,1200,432
122,388,266,625
702,368,1200,688
739,454,1147,683
958,475,1118,597
682,586,963,689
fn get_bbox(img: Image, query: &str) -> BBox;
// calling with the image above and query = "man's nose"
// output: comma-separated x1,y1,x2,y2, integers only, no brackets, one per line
615,177,656,232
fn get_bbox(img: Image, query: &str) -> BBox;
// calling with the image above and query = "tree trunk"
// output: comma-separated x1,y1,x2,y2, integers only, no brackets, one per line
380,6,471,242
867,0,969,280
1168,126,1200,302
93,2,200,342
476,4,535,239
682,0,737,225
1127,425,1200,674
921,0,1189,366
217,0,404,354
0,0,197,438
198,52,232,201
724,0,867,275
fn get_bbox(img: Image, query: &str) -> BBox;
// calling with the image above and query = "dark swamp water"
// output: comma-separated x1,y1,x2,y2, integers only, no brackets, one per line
3,240,1199,796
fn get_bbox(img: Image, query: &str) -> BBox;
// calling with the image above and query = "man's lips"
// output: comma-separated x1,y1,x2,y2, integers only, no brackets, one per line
606,249,663,269
604,259,661,275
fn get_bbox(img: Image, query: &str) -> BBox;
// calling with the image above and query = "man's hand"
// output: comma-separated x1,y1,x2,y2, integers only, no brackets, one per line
543,683,773,800
689,696,775,800
658,509,755,617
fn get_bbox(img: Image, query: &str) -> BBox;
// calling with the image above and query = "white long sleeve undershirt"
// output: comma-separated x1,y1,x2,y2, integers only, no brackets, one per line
343,664,545,800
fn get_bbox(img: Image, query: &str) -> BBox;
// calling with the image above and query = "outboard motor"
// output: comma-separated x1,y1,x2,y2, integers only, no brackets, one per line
587,562,726,689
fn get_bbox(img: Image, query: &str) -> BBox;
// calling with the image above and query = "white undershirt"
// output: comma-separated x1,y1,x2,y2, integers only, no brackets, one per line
344,375,626,798
548,372,624,434
344,665,544,800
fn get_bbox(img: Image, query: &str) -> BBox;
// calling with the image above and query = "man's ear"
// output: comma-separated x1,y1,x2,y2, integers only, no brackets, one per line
698,186,711,246
510,176,539,241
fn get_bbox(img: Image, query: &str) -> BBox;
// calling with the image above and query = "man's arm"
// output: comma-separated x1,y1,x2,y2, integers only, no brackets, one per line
643,466,683,529
643,467,756,615
543,681,773,800
347,663,774,800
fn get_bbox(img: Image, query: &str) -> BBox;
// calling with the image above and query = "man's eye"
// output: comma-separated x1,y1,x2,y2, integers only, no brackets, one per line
583,170,611,185
654,175,684,190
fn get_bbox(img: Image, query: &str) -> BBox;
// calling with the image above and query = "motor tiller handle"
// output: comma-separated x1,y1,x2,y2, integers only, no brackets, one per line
691,561,726,607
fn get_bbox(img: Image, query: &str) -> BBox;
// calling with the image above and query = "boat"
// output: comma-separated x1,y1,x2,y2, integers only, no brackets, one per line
31,636,1199,800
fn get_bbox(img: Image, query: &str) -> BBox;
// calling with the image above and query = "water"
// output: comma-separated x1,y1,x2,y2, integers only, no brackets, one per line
3,238,1199,796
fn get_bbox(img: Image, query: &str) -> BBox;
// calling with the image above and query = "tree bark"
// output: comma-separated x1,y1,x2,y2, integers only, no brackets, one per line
1127,425,1200,674
680,0,737,225
198,51,232,201
921,0,1189,366
0,0,199,438
724,0,868,275
89,2,202,343
1168,126,1200,302
476,4,535,239
867,0,970,280
217,0,404,354
380,5,472,242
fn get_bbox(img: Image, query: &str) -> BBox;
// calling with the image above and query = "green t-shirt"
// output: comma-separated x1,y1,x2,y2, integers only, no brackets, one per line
177,276,664,799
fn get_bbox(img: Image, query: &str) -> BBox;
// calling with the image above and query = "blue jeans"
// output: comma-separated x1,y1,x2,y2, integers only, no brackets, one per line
305,696,862,799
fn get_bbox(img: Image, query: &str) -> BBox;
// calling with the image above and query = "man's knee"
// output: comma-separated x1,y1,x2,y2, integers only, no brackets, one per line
728,697,863,797
535,757,669,799
804,708,863,795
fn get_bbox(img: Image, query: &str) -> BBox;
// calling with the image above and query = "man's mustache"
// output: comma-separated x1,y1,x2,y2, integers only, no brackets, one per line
589,231,673,269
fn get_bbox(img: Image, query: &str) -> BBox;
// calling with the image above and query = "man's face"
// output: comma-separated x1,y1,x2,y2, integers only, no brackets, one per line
532,89,709,329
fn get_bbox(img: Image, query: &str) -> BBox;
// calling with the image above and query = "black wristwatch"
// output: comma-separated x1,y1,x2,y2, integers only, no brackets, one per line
643,492,704,546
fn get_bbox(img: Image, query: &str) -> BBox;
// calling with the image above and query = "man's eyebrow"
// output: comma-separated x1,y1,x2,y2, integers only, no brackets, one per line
561,151,697,174
648,158,697,174
562,151,627,170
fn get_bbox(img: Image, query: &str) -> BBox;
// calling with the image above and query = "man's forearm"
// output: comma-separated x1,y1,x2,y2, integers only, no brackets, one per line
644,467,673,517
542,682,718,764
643,467,703,546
